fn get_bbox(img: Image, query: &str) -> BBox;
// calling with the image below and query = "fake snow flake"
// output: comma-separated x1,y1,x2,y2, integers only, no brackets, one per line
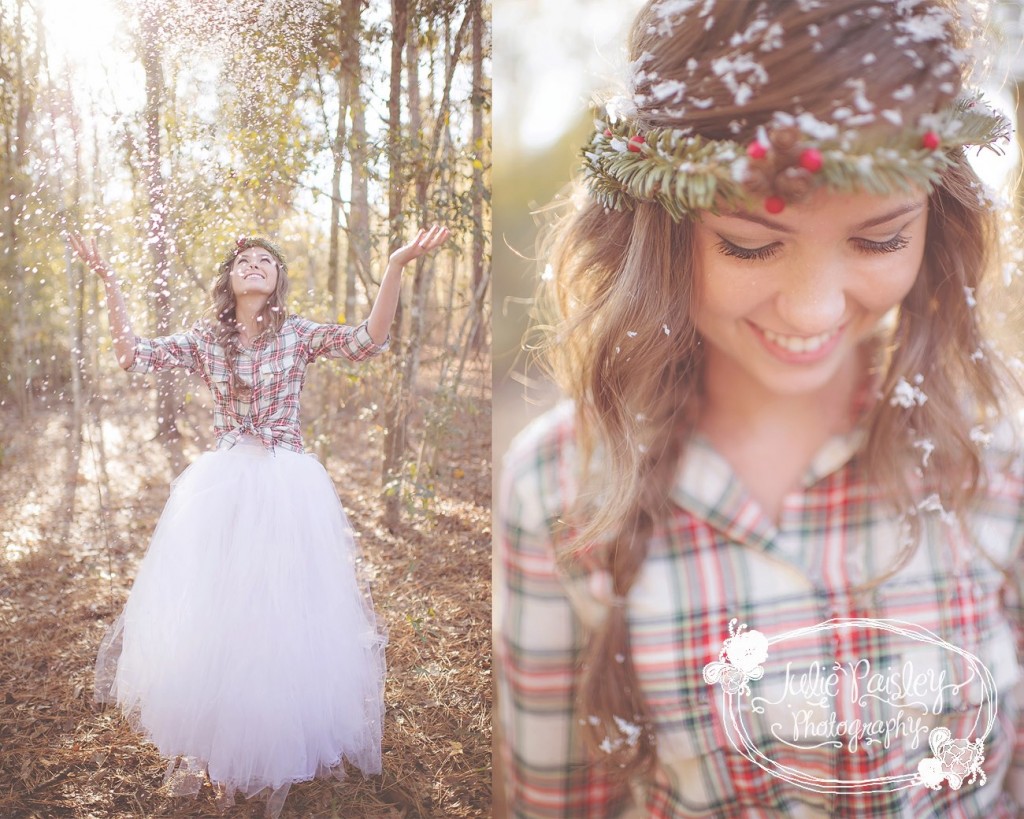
918,494,956,525
649,0,703,36
897,6,952,44
893,84,915,101
541,264,554,282
612,716,643,747
890,377,928,408
606,94,638,123
792,112,838,141
845,78,875,114
597,716,643,753
626,330,638,338
964,287,976,308
970,426,993,448
650,79,688,104
710,53,769,105
662,324,671,335
913,438,935,468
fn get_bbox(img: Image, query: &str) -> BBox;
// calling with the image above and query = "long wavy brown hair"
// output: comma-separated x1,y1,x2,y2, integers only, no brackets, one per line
538,0,1016,777
208,237,290,394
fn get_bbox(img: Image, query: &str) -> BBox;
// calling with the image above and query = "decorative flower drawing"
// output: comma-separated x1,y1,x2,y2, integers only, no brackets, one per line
917,727,987,790
703,620,769,696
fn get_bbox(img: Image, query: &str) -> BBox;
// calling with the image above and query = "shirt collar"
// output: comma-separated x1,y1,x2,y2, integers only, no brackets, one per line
669,423,867,552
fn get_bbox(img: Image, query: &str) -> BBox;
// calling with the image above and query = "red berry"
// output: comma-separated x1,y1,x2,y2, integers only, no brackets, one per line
764,196,785,214
799,148,823,173
922,131,941,150
627,135,645,152
603,129,612,137
746,141,768,160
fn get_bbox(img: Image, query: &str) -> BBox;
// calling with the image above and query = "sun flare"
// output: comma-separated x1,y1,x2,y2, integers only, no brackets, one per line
37,0,142,109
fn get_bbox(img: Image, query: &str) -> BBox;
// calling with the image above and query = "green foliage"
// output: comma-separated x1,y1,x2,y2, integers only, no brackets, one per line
583,94,1012,221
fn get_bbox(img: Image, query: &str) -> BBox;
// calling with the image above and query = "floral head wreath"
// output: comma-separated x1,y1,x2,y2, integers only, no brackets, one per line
581,93,1011,220
233,235,286,264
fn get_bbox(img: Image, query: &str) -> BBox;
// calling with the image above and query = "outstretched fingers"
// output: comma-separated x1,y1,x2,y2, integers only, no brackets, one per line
416,224,450,253
67,232,111,279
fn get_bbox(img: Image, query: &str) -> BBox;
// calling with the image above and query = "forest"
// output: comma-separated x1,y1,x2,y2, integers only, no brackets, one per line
0,0,491,815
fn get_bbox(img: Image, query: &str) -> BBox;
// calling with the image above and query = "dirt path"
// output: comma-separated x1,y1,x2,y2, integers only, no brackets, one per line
0,376,491,817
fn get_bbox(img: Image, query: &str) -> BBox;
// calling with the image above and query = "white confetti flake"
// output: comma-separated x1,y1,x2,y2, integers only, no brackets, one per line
970,426,993,448
913,438,935,467
890,377,928,408
613,716,643,747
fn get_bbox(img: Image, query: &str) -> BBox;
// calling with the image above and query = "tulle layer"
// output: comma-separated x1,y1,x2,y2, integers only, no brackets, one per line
95,438,386,806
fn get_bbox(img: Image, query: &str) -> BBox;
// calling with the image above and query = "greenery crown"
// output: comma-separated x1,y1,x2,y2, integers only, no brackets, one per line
581,94,1012,220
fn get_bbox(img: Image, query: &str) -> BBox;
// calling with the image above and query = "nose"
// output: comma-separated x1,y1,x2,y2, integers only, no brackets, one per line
774,255,847,334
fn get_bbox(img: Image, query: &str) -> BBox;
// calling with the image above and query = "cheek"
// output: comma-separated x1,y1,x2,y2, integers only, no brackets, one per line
696,265,773,322
855,249,925,314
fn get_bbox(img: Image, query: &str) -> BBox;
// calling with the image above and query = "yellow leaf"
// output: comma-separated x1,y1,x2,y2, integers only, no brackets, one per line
453,467,465,479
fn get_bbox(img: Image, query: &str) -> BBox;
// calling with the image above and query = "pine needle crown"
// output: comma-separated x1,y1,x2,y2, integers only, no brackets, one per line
581,94,1012,220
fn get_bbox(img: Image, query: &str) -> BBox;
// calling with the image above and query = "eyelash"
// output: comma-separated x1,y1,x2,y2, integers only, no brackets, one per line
715,233,911,261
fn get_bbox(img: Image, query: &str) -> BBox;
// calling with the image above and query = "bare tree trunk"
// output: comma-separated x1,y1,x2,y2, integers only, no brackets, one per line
326,2,348,317
49,61,86,481
346,0,369,325
140,4,181,451
469,0,486,353
6,0,34,418
381,0,409,529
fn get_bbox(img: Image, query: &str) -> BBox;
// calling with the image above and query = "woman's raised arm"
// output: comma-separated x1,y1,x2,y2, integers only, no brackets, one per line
68,232,137,369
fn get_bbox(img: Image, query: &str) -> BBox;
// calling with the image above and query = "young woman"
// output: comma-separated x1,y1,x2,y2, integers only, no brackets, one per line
70,226,449,814
495,0,1024,815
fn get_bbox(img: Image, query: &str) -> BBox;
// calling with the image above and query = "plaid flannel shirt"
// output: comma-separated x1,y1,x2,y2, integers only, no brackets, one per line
127,315,388,453
496,401,1024,818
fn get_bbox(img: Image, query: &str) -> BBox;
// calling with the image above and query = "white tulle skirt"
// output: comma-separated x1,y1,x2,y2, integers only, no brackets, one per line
94,437,386,810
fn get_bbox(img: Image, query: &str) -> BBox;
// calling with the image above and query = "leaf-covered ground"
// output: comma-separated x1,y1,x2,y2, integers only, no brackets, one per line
0,360,491,818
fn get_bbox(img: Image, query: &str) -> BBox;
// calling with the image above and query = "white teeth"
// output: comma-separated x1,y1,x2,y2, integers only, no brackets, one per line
761,327,837,354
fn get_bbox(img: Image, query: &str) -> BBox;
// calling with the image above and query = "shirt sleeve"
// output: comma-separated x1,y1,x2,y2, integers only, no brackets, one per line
294,317,390,363
126,328,201,375
495,407,632,818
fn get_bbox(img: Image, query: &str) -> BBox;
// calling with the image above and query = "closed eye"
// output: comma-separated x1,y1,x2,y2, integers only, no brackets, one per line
715,237,781,262
852,233,910,254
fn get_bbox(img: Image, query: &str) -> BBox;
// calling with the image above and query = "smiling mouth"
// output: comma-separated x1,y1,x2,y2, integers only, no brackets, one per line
758,325,842,355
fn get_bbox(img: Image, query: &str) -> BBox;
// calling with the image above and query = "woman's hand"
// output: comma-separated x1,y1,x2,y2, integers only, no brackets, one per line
388,224,451,269
68,232,114,281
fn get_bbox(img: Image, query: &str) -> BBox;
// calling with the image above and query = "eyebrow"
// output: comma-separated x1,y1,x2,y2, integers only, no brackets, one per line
723,201,925,234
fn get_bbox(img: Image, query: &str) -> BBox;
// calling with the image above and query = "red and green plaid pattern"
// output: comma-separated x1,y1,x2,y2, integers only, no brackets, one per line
496,401,1024,817
128,316,388,453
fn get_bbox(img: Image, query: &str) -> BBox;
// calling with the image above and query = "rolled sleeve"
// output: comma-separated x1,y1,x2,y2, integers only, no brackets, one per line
299,318,390,363
126,330,201,375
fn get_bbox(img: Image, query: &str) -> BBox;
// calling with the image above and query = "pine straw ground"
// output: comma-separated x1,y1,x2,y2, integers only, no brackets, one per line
0,360,491,818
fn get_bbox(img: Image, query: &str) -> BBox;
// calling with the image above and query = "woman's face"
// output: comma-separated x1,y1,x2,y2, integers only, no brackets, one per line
692,189,929,402
230,246,280,299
